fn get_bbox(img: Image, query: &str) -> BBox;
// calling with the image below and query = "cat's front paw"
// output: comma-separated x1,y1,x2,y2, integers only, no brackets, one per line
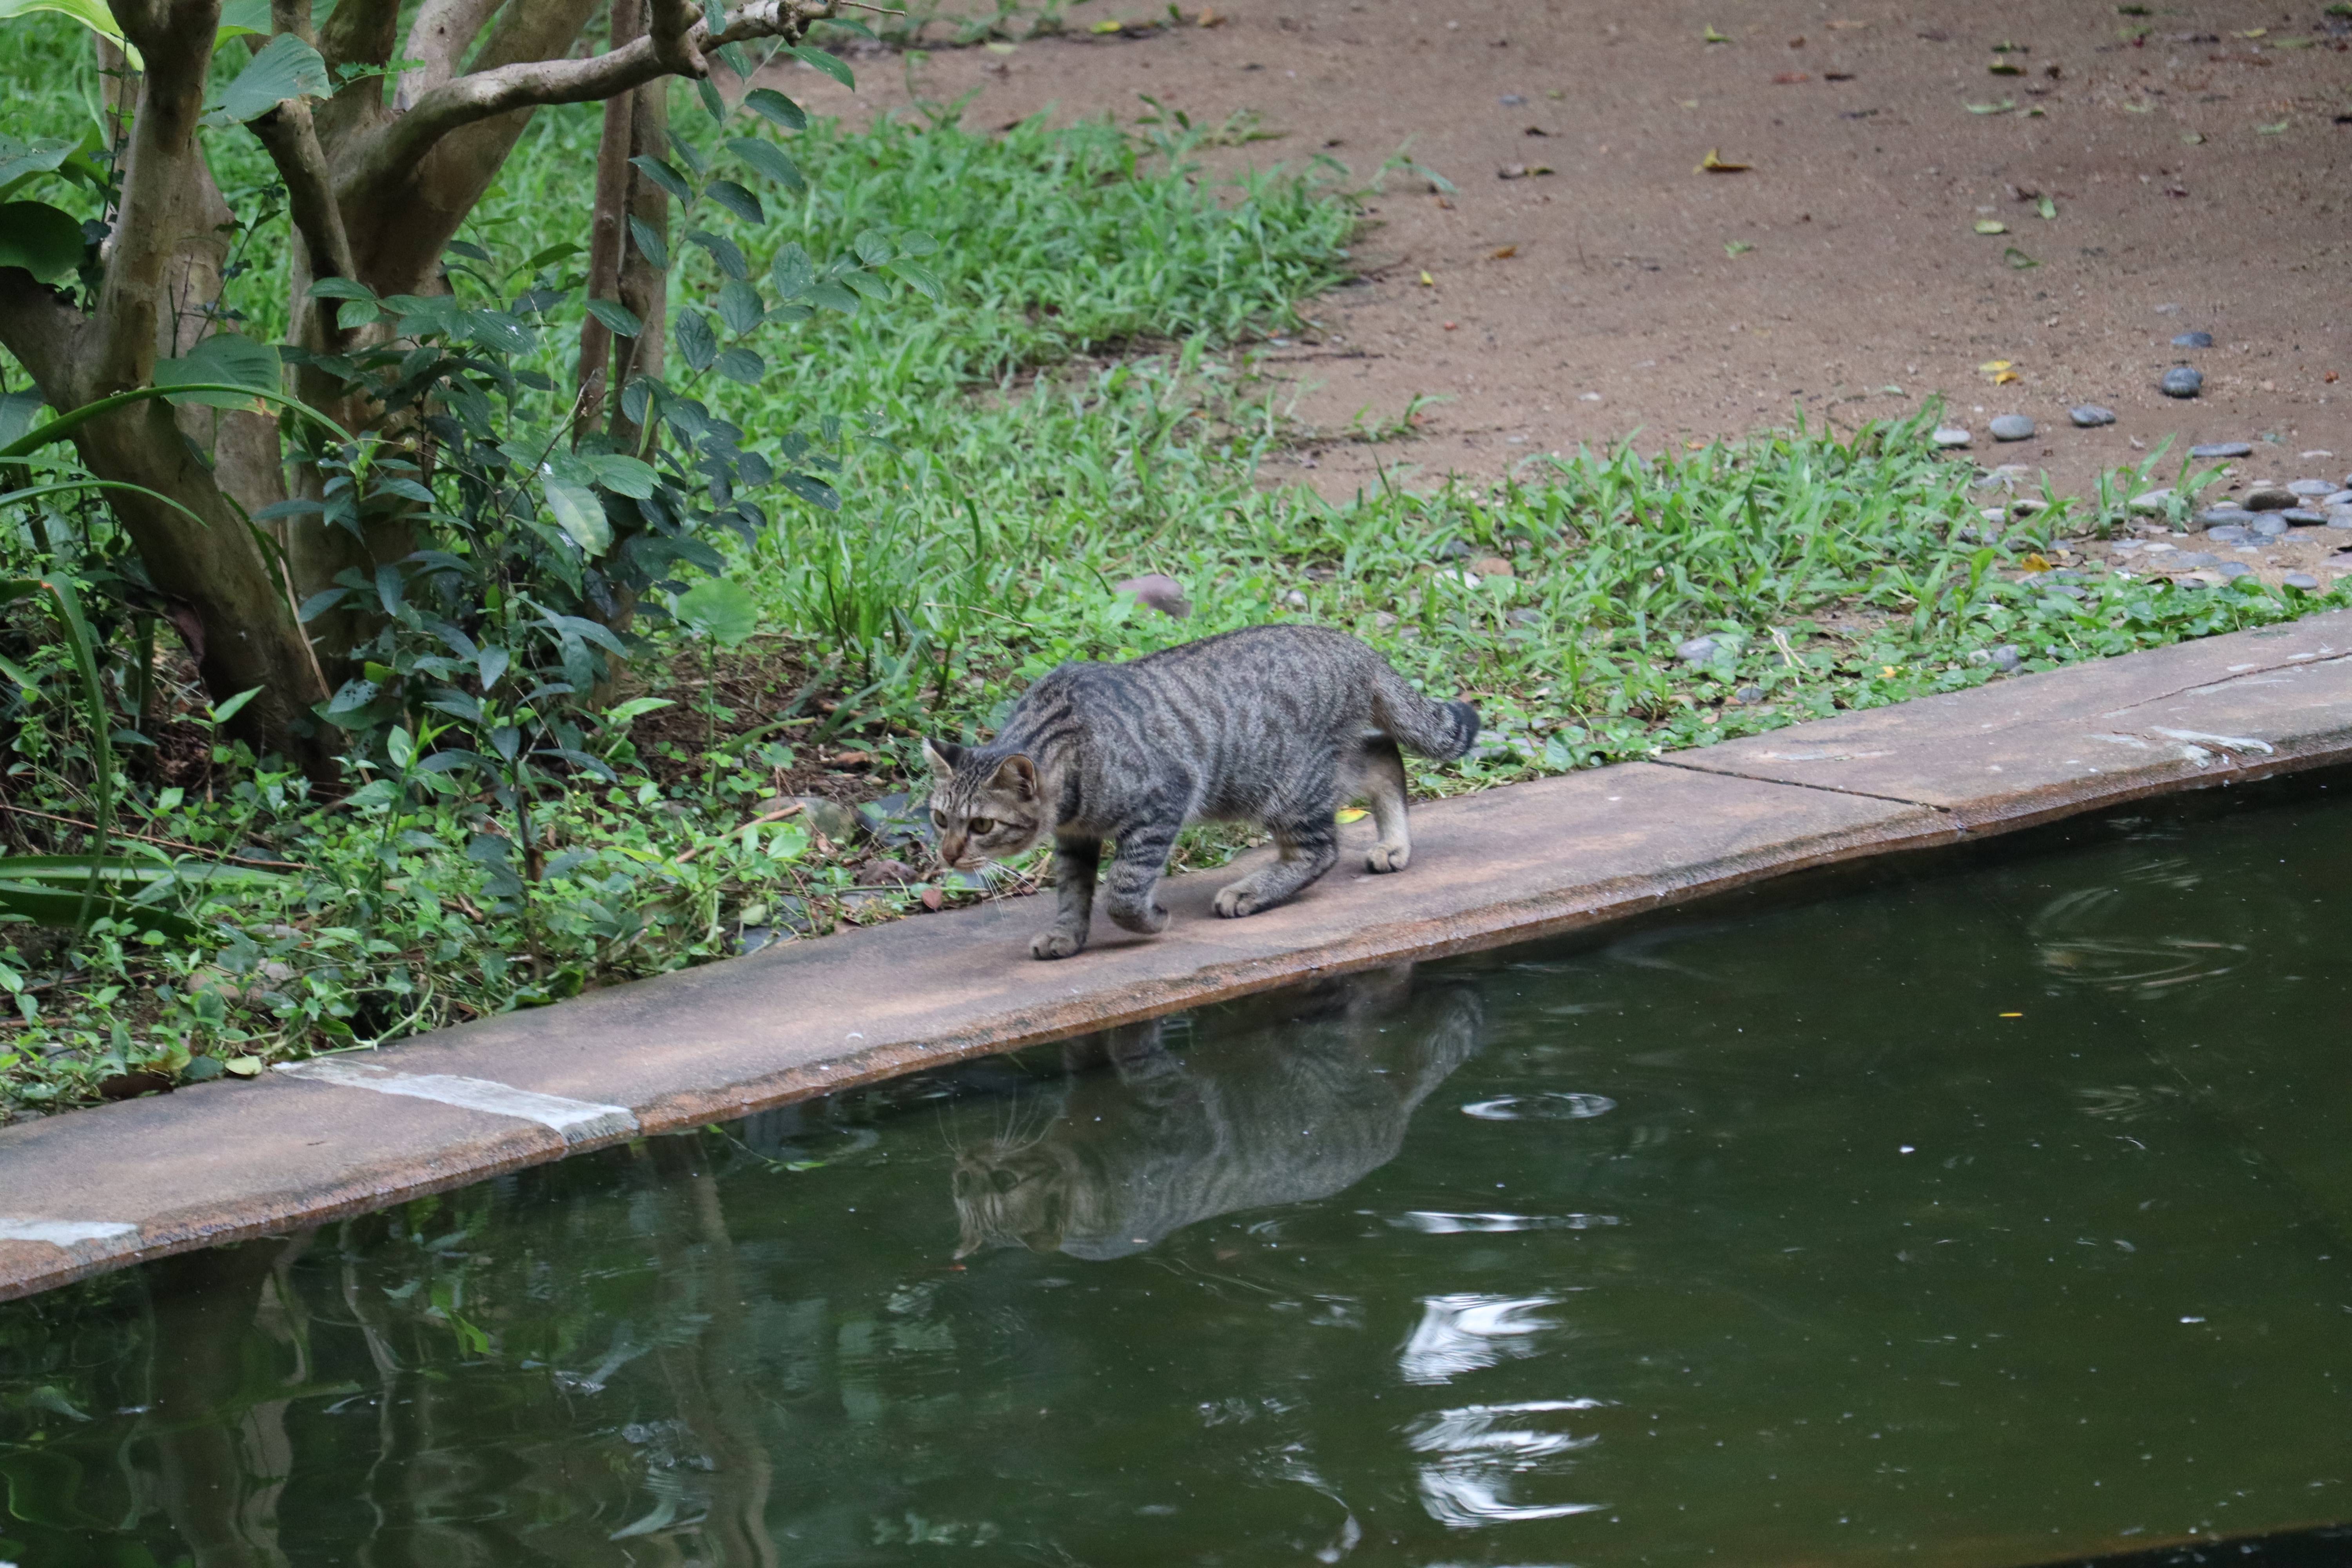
1031,928,1087,960
1212,885,1261,918
1365,843,1410,873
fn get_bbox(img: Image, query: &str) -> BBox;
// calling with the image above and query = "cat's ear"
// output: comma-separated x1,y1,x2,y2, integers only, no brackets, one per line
990,753,1038,799
923,737,964,775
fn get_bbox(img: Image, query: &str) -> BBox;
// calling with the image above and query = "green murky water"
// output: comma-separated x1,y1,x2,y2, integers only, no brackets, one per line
6,780,2352,1567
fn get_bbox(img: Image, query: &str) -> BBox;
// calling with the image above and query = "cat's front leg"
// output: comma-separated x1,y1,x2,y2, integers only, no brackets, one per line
1101,822,1178,936
1032,835,1102,960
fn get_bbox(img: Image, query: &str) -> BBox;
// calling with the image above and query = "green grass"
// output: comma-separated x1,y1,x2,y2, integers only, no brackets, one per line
0,14,2344,1118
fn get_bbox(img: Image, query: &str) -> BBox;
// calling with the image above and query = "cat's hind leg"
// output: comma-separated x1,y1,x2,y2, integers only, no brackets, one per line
1213,812,1339,918
1348,735,1413,873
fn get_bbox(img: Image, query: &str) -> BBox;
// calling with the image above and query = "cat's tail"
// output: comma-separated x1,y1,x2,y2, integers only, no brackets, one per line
1369,664,1480,761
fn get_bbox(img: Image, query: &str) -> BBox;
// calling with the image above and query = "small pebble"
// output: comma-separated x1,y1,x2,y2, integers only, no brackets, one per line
1283,588,1310,609
2171,331,2215,349
2204,524,2251,544
2127,488,2172,515
2166,552,2221,569
2197,506,2254,528
1733,685,1765,705
2242,485,2295,511
1979,506,2009,524
1933,426,1973,448
2327,509,2352,530
1113,572,1193,619
1989,414,2036,442
2069,405,2117,428
2189,441,2252,459
2281,509,2328,527
2288,479,2335,498
2323,491,2352,508
1469,555,1516,578
2283,572,2321,590
1676,635,1721,664
1988,644,2024,673
2216,561,2254,579
2249,514,2290,539
1436,539,1472,560
2160,367,2204,398
1499,93,1526,105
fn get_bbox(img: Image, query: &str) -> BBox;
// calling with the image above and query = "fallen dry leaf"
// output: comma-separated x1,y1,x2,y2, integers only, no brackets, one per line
1773,71,1811,83
1978,358,2013,376
1823,70,1855,80
1993,368,2020,384
2020,553,2053,572
920,886,944,911
1489,244,1518,259
1697,148,1751,172
1197,5,1223,24
1419,270,1435,286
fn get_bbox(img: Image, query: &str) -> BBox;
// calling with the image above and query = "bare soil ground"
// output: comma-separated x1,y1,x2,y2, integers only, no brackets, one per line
786,0,2352,515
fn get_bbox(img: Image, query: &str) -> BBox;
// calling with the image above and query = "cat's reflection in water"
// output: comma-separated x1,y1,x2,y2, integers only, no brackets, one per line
953,964,1483,1260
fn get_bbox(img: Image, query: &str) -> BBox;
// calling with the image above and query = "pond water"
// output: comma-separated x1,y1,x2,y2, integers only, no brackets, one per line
5,780,2352,1567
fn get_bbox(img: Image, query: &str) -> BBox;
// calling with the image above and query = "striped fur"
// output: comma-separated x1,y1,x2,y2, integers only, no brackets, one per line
923,625,1479,959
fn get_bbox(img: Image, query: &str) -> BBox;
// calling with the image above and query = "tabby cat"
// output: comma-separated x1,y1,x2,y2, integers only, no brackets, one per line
922,624,1479,959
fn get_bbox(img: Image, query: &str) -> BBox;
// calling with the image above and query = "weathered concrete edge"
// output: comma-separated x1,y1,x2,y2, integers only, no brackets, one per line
8,624,2352,1301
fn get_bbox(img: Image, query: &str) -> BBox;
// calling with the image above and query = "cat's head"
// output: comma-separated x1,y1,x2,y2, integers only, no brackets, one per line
950,1144,1069,1257
922,739,1047,871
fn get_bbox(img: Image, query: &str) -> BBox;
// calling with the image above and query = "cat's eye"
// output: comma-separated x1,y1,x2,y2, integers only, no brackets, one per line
930,809,947,829
968,817,995,835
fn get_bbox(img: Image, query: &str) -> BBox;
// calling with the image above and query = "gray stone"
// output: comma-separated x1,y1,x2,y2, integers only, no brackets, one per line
1506,607,1543,627
1932,425,1973,448
2068,404,2117,428
2197,506,2254,528
2171,330,2215,348
2242,485,2295,511
857,793,935,849
1676,635,1721,664
1733,685,1765,705
1988,644,2024,673
2289,479,2335,497
1113,572,1192,619
2283,572,2322,590
2216,561,2254,579
2324,491,2352,509
2160,367,2204,398
1499,93,1526,105
768,795,861,843
2328,509,2352,530
2249,514,2291,539
2203,524,2252,544
1989,414,2036,442
2189,442,2252,459
2127,488,2172,515
2165,552,2221,569
2041,583,2085,600
2281,509,2328,527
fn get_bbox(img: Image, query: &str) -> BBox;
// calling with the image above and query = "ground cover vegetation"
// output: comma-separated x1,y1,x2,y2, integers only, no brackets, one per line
0,6,2341,1122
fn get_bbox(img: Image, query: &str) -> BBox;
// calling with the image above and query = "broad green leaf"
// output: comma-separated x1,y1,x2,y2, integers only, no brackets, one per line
704,178,764,224
684,227,748,280
0,0,140,67
674,576,758,646
805,279,859,314
714,345,764,383
628,216,668,270
887,258,945,301
779,471,840,511
585,297,643,337
0,388,41,447
629,154,695,206
306,276,377,301
790,44,854,88
770,242,815,299
673,307,718,371
542,474,612,554
584,453,657,498
0,200,82,282
852,228,895,267
0,135,73,199
726,137,804,193
209,33,329,125
154,332,281,409
895,228,940,258
716,277,764,335
214,0,269,37
0,880,198,938
837,268,890,301
465,309,535,355
742,87,807,131
666,131,710,177
695,76,725,123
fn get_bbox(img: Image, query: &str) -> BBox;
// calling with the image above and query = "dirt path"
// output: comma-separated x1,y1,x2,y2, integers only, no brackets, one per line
784,0,2351,503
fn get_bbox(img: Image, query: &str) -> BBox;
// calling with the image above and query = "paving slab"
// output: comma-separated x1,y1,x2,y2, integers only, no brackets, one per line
5,609,2352,1300
1665,609,2352,828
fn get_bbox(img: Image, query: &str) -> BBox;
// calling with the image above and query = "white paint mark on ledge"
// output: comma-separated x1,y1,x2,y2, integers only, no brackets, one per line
0,1217,138,1249
276,1060,637,1144
2148,728,2277,756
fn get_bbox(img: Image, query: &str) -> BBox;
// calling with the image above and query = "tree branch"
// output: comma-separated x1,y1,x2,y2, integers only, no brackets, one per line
89,0,225,398
250,99,359,288
0,271,90,405
342,0,837,213
390,0,501,112
649,0,707,78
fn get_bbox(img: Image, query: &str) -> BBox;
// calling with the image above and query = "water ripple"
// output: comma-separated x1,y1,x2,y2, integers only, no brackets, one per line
1461,1093,1617,1122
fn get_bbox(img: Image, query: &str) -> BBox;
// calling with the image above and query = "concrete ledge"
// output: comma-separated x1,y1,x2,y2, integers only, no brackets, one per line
5,607,2349,1300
